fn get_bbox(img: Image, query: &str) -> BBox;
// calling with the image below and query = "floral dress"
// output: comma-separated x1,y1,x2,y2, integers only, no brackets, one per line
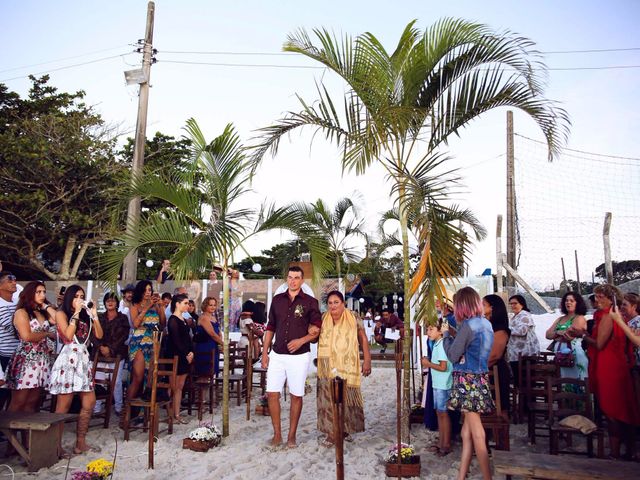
49,317,93,394
128,308,160,368
6,317,55,390
506,310,540,362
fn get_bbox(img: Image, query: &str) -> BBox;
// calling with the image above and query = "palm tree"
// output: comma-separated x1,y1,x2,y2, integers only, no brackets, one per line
291,197,367,292
102,118,328,436
251,18,569,438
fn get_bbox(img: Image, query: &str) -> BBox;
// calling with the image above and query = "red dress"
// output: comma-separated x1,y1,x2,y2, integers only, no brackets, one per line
588,309,640,424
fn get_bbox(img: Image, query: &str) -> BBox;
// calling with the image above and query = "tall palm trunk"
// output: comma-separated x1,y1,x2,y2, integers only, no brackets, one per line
398,185,412,442
222,267,230,436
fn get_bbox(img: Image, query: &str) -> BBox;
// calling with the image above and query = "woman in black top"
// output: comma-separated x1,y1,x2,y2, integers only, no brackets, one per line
167,293,193,423
482,294,511,419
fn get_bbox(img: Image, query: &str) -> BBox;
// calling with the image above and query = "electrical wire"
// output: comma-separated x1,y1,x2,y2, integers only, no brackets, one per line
158,59,324,69
540,47,640,54
0,45,132,74
0,53,136,83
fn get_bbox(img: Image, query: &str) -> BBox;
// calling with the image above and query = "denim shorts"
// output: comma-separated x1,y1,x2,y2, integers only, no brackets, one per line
433,388,451,412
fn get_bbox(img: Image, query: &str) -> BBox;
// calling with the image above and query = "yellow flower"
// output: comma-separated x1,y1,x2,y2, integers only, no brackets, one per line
87,459,114,478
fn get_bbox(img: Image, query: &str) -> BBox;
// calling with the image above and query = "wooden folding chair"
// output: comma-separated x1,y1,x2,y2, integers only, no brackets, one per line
482,365,511,450
91,352,122,428
526,361,558,444
547,377,604,458
190,349,218,420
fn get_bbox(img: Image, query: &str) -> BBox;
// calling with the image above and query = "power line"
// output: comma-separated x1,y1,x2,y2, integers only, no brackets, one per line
546,64,640,71
0,53,135,83
0,45,132,74
541,47,640,54
158,59,324,69
515,133,640,162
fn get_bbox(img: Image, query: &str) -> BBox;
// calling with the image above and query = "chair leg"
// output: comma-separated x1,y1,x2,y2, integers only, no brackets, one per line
104,395,111,429
197,387,203,421
167,404,173,435
124,404,131,441
550,431,557,455
587,434,594,458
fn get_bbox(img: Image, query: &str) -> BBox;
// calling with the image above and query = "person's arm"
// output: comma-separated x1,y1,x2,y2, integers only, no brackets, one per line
612,311,640,347
421,357,449,372
56,296,85,341
89,303,103,340
14,309,55,342
443,322,473,363
261,330,274,368
199,316,223,345
595,313,614,350
130,300,152,329
357,320,371,376
510,312,534,337
545,317,562,340
488,330,509,367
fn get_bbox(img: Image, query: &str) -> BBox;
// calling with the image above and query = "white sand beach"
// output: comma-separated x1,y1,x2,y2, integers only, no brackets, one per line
2,315,562,479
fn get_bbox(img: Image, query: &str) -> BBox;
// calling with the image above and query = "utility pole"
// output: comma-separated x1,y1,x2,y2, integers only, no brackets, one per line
122,1,156,285
506,110,516,289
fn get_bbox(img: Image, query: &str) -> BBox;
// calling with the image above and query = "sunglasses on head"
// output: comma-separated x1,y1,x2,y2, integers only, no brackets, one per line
1,274,16,281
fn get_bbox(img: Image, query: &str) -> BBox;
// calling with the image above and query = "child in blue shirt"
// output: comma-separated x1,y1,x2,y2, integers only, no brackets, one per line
421,318,453,456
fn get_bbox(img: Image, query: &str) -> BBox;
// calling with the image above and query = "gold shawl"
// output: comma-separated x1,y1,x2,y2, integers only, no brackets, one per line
317,309,362,398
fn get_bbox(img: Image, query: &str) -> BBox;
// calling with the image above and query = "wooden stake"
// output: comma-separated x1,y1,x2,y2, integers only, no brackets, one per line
395,339,403,479
332,377,345,480
603,213,613,284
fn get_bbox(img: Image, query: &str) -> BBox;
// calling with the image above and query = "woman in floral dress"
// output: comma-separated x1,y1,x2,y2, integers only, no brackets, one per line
506,294,540,387
6,281,57,413
127,280,165,406
50,285,103,454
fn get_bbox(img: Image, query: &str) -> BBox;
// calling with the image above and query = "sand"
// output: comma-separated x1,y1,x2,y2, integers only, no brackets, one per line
1,314,562,479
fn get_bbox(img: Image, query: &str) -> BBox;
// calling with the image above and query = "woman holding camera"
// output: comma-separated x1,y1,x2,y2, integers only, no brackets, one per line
583,284,640,459
6,281,57,412
126,280,166,408
49,284,103,454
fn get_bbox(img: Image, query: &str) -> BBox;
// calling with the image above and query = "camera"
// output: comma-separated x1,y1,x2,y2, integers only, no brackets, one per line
83,300,94,309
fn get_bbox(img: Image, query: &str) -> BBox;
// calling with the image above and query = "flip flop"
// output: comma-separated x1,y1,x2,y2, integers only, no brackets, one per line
320,438,335,448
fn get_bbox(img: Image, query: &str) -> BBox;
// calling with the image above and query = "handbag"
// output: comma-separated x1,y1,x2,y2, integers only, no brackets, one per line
554,340,575,368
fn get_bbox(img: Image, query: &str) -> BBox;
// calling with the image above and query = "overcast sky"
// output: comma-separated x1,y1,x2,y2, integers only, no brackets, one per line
2,0,639,287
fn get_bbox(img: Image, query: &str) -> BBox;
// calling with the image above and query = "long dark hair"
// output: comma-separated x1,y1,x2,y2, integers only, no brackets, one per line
483,294,511,335
132,280,153,305
61,284,90,323
253,302,267,325
16,281,51,322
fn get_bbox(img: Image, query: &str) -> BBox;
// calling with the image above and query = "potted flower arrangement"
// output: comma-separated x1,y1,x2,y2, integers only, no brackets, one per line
409,403,424,424
182,422,222,452
255,394,270,416
384,443,421,478
71,458,114,479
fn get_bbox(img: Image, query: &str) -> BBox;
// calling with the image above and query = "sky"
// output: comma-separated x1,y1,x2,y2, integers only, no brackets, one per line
1,0,639,286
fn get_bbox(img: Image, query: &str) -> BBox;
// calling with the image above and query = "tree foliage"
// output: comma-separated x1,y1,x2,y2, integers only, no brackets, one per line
0,76,120,279
595,260,640,285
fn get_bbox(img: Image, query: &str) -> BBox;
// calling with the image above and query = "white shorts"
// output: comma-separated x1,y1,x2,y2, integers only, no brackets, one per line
266,351,310,397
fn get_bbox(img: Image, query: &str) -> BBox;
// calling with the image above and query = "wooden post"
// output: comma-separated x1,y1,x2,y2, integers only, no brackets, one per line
561,257,567,287
506,111,516,289
603,213,613,284
410,329,416,405
149,331,160,469
122,1,156,284
332,377,345,480
501,256,554,313
496,215,504,293
574,250,582,295
395,338,403,479
246,331,253,421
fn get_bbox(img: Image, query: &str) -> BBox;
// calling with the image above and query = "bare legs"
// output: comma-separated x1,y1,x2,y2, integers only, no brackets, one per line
55,391,96,455
173,374,187,421
127,350,145,403
436,411,451,453
267,392,303,448
458,412,491,480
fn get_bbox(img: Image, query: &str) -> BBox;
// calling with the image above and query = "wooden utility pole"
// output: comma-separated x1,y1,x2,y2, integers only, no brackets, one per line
496,215,504,293
603,212,613,284
122,1,156,285
506,111,516,289
574,250,582,295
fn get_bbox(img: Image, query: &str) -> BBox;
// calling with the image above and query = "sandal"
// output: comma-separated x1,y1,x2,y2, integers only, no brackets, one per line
174,417,189,424
436,448,451,457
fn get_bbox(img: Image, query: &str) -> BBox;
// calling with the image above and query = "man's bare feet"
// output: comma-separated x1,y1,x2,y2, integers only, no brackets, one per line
286,438,297,448
269,435,283,447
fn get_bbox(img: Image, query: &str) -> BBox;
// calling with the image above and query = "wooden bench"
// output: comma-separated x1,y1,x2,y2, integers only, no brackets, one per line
0,411,77,472
492,450,637,480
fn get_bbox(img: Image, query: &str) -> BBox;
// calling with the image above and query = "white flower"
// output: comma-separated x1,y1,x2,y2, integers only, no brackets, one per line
188,424,223,444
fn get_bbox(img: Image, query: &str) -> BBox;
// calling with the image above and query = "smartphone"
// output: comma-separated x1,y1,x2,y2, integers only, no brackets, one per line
59,286,66,296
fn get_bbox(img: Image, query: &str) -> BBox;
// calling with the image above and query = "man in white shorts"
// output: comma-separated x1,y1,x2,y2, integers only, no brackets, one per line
261,266,321,448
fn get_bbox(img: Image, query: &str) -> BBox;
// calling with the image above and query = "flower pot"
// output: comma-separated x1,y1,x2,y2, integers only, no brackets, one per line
385,457,421,478
182,437,218,452
255,404,270,416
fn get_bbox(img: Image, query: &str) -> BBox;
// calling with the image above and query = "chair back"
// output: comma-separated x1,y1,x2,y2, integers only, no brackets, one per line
546,377,592,424
91,352,122,397
192,349,217,378
488,364,503,416
525,361,558,405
